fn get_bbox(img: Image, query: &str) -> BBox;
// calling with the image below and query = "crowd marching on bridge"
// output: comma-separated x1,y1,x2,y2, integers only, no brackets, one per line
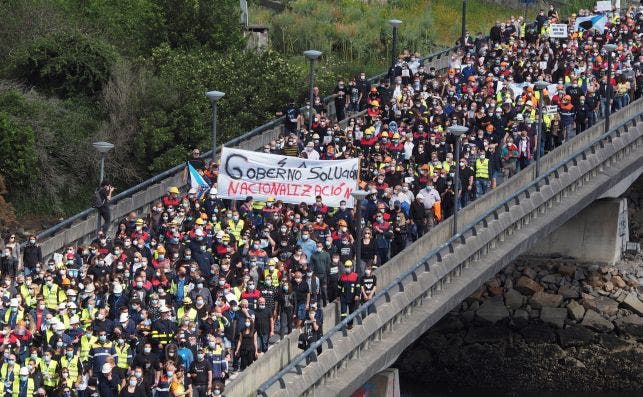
0,3,641,397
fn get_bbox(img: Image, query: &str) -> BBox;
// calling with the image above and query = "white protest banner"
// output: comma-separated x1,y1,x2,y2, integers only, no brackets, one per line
218,146,359,208
596,1,611,12
550,24,568,38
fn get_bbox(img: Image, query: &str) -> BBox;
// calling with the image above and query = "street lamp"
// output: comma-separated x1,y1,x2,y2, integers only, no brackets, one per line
603,44,617,133
92,141,114,185
351,189,369,276
461,0,467,54
206,90,225,162
303,50,322,132
388,19,402,83
448,125,468,236
534,80,549,178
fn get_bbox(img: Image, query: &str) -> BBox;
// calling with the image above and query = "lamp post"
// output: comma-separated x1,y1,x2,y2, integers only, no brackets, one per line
92,141,114,185
351,189,369,276
448,125,468,236
92,141,114,233
205,90,225,162
534,81,549,178
388,19,402,83
303,50,322,132
461,0,467,54
603,44,617,133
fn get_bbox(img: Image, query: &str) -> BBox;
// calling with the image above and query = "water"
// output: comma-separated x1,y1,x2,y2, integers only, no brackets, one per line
399,377,639,397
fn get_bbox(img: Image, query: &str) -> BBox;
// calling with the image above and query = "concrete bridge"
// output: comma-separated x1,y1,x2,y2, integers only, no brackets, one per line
227,99,643,397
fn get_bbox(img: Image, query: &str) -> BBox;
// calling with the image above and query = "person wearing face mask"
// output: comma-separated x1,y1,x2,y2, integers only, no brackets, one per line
87,330,116,378
337,261,360,329
60,345,81,388
187,348,212,397
309,241,330,307
107,282,129,320
131,342,161,391
39,350,59,393
474,150,491,197
22,235,42,277
41,276,66,312
119,374,145,397
12,367,34,397
151,306,178,349
296,231,316,260
234,318,257,371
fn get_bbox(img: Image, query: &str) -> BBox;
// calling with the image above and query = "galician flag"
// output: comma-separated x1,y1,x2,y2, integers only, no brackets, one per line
189,163,210,198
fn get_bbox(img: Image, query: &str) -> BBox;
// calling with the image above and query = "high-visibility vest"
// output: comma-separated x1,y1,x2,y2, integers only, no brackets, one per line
263,269,280,287
114,344,131,369
19,285,34,307
60,355,80,381
42,284,64,310
1,363,19,382
3,309,24,326
56,314,70,329
39,359,58,387
79,335,97,363
475,158,490,179
23,357,40,368
176,307,197,324
228,219,244,240
11,377,34,397
80,308,97,327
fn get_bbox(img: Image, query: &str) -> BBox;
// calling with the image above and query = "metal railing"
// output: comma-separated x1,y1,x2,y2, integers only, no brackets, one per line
256,100,643,395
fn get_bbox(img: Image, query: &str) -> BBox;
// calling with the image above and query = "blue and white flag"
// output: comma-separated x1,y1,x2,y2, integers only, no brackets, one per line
574,14,608,34
189,163,210,198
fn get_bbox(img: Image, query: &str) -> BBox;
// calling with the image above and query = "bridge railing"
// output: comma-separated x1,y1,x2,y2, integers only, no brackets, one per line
256,98,643,396
23,47,454,260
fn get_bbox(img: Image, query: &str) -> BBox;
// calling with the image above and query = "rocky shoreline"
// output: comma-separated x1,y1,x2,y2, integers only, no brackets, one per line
395,256,643,394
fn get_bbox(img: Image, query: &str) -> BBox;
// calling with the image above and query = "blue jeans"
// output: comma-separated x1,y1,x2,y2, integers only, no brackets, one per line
257,333,269,352
476,179,490,198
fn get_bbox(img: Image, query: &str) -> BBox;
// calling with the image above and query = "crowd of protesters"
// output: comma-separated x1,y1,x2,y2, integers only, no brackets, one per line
0,3,641,397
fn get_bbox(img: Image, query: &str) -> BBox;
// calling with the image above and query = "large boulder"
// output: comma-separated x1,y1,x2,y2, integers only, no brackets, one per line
515,276,544,295
504,288,525,310
613,314,643,338
582,296,619,316
557,325,595,348
540,307,568,329
475,296,510,324
567,300,586,321
581,309,614,332
529,292,563,309
621,293,643,316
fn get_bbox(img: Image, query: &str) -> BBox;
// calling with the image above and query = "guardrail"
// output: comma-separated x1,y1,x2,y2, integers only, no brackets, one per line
23,45,455,260
256,95,643,397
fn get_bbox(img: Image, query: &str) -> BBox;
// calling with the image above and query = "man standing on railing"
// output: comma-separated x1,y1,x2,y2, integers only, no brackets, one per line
92,181,114,234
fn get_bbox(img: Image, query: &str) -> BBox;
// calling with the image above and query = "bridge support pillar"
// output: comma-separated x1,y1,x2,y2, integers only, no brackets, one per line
353,368,400,397
529,198,629,265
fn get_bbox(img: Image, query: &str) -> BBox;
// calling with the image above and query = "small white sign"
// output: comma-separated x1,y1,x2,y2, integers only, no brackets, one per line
596,0,612,12
550,24,568,38
545,105,559,115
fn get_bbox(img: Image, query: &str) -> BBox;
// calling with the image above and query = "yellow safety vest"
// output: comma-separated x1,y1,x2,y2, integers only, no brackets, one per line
56,314,70,329
60,355,80,381
11,377,34,397
475,158,490,179
0,363,20,381
42,284,65,310
19,285,33,307
114,344,131,370
228,220,244,241
39,360,58,387
263,269,280,287
3,310,24,324
23,357,40,368
79,335,97,363
176,307,197,324
80,308,97,328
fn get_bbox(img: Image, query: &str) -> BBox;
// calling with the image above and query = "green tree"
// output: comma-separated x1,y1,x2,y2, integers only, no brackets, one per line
8,31,118,99
0,112,37,189
155,0,245,51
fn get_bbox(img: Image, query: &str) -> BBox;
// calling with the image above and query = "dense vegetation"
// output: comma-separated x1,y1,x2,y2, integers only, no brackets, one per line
0,0,594,230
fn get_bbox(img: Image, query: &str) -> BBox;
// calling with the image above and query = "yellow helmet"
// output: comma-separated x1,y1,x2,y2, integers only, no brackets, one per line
169,187,179,194
380,131,389,138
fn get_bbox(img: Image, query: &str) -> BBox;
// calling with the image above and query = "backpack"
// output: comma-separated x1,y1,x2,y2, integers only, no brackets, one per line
91,189,104,208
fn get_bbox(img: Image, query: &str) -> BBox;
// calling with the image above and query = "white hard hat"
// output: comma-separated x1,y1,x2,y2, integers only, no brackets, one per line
188,187,198,195
54,322,65,331
101,363,112,374
69,316,80,324
113,283,123,294
209,187,218,195
160,306,171,313
19,367,28,376
119,313,129,323
9,299,18,307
